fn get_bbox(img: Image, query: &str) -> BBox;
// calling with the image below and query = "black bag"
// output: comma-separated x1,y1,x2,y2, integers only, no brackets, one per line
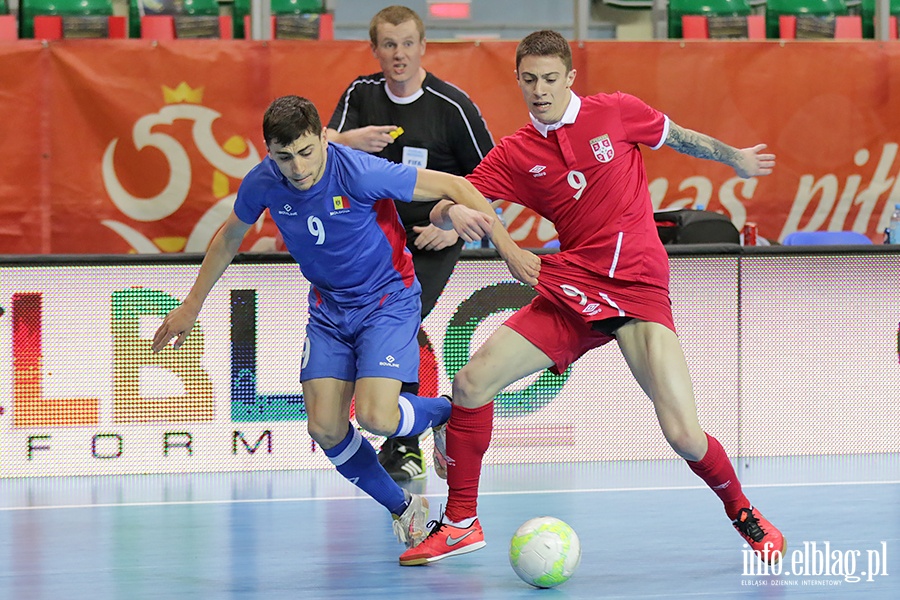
654,209,740,245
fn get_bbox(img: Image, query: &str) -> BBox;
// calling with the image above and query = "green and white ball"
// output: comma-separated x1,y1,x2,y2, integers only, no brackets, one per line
509,516,581,588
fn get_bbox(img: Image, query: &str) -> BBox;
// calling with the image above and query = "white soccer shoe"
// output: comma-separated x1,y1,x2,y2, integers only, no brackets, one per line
392,492,430,548
432,423,449,479
431,395,452,479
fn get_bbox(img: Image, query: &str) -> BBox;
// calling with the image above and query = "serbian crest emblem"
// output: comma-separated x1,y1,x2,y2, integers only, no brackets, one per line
590,134,614,163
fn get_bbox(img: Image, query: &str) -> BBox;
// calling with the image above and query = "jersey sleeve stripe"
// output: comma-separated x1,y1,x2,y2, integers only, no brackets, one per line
336,77,386,132
651,115,671,150
424,85,493,159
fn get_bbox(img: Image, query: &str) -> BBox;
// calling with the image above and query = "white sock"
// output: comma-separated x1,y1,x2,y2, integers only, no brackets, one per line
445,516,476,528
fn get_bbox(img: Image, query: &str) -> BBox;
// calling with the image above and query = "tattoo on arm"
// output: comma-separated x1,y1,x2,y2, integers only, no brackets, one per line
666,124,740,167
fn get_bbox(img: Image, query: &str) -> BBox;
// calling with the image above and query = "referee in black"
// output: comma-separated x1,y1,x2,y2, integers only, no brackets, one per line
327,5,494,482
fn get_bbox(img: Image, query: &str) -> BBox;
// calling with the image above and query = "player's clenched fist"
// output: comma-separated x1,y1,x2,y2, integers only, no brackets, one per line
444,204,494,243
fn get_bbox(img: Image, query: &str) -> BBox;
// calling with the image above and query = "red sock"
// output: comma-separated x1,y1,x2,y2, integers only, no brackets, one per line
444,402,494,523
687,433,749,520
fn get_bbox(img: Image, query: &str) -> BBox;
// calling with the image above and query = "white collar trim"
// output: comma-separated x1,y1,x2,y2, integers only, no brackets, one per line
530,91,581,137
385,84,424,105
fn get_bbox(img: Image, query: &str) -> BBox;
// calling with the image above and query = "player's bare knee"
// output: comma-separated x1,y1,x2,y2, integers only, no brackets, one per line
353,404,394,436
307,421,346,450
665,428,706,462
452,365,493,408
452,366,476,402
356,394,392,436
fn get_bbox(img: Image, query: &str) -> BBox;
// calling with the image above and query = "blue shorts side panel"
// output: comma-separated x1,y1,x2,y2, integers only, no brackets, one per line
300,289,422,384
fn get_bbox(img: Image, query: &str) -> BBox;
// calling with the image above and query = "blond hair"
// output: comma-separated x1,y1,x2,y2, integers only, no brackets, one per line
369,5,425,45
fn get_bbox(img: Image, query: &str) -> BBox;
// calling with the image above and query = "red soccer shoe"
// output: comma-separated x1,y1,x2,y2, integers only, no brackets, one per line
399,518,486,566
732,506,787,564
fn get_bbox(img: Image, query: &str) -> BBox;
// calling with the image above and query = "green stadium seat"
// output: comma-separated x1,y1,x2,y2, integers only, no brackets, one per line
130,0,232,39
20,0,125,39
765,0,849,38
668,0,753,38
860,0,900,37
233,0,332,40
681,13,766,37
777,13,862,37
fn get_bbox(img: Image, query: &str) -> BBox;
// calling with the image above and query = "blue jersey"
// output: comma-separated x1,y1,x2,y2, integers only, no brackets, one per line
234,143,420,307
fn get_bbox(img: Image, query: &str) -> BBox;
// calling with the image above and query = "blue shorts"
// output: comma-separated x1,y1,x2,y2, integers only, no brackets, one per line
300,287,422,384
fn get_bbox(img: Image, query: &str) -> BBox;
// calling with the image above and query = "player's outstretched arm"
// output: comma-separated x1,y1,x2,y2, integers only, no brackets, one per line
665,122,775,179
430,197,540,287
326,126,398,154
151,212,251,353
414,170,494,240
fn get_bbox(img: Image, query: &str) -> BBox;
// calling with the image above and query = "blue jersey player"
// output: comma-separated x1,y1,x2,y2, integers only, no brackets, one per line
151,95,499,551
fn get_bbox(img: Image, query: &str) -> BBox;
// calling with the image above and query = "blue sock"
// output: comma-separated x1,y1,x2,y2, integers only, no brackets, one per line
392,393,452,438
323,423,408,516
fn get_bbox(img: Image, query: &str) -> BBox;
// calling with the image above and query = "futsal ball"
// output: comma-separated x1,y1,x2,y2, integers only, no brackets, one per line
509,516,581,588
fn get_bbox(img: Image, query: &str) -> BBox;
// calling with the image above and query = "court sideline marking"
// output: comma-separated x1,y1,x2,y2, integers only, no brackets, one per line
0,479,896,512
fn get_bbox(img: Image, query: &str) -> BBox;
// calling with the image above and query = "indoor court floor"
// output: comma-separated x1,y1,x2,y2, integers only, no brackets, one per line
1,456,897,599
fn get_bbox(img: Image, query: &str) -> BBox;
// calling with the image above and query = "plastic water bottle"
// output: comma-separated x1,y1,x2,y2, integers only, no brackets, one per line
889,203,900,244
463,237,482,250
487,207,507,249
462,208,484,250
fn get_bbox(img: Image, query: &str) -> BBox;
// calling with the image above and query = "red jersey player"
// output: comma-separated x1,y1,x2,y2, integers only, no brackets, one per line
399,30,785,568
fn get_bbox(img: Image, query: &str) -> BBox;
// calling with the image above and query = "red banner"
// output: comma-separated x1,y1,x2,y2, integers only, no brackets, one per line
1,40,899,253
0,44,44,253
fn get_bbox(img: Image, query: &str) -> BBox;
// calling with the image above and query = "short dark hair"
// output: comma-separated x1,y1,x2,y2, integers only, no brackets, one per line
516,30,573,72
369,5,425,45
262,96,322,147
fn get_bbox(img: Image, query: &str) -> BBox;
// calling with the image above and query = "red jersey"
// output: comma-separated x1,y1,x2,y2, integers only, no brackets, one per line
468,91,670,290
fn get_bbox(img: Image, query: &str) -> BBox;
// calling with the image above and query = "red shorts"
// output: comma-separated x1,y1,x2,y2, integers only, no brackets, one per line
503,253,675,374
